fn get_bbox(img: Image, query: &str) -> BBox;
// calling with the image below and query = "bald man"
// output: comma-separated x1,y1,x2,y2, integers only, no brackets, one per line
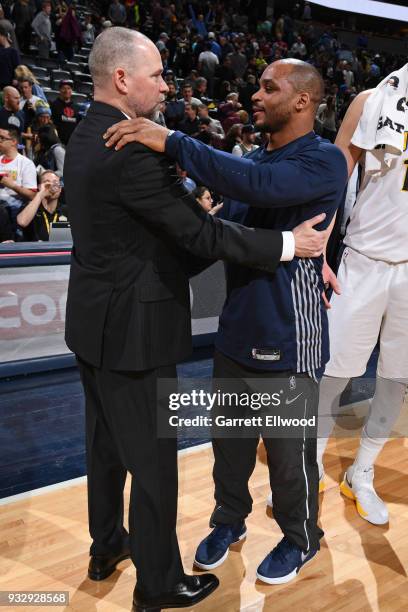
105,59,348,585
0,86,25,133
64,31,327,611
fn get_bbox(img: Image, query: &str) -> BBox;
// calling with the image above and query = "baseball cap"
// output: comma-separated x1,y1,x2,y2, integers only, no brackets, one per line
59,79,73,88
36,105,52,116
208,32,215,39
160,32,169,39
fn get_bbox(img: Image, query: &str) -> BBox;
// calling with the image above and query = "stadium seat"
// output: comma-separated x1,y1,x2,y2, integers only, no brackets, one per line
72,93,88,104
37,76,51,87
73,71,92,83
51,69,72,82
29,66,48,78
75,82,93,96
44,89,60,103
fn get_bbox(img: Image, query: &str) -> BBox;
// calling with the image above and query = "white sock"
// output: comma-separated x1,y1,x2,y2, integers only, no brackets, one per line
353,376,407,472
317,375,350,475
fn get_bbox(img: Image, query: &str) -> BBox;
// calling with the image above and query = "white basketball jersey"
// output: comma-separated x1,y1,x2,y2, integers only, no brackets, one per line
345,142,408,263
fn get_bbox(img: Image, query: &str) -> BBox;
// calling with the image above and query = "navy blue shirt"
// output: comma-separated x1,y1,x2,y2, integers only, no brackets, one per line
166,131,348,377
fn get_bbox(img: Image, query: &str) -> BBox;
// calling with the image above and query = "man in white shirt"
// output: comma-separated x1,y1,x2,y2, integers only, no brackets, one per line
290,36,307,59
18,78,42,110
198,42,219,97
232,124,259,157
0,126,37,232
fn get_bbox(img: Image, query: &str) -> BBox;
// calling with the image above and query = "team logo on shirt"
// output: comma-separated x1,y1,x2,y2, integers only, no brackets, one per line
289,375,296,391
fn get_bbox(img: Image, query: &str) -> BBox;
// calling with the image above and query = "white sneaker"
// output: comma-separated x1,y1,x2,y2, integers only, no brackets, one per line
267,473,325,508
340,465,389,525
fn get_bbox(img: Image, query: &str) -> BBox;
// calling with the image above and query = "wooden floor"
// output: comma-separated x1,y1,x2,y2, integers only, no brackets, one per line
1,406,408,612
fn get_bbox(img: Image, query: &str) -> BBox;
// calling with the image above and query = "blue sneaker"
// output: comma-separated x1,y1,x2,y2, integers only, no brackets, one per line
194,521,247,570
256,537,318,584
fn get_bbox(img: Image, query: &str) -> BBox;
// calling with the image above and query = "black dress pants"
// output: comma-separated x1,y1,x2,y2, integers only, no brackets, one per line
76,357,184,597
210,349,324,552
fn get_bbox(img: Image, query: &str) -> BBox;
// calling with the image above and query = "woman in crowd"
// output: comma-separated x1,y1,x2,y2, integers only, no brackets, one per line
193,185,223,216
35,126,65,177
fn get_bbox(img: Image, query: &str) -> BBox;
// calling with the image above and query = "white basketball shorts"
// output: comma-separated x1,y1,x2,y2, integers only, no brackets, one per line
325,246,408,379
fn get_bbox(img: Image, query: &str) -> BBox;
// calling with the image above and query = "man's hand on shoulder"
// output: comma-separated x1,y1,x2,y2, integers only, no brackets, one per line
104,118,170,152
292,213,327,258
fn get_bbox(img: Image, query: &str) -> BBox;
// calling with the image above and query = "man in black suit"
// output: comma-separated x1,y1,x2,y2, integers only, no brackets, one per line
64,27,327,611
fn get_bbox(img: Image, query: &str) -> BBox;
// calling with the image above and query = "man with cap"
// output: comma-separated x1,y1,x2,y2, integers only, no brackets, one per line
232,124,259,157
50,79,81,145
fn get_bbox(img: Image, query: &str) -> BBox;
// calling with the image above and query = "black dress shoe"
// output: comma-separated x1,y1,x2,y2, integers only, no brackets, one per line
133,573,219,611
88,548,131,581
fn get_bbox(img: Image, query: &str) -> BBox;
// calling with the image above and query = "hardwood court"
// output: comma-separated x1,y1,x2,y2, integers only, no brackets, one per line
1,402,408,611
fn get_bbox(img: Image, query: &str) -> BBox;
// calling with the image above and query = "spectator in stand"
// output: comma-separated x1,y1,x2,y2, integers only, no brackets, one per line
215,56,236,89
57,5,82,62
239,73,258,113
0,5,19,50
83,14,95,45
156,31,169,52
227,46,247,80
219,92,242,133
207,32,221,59
15,65,48,103
32,0,53,59
176,163,196,192
0,24,21,89
180,82,201,107
17,170,66,241
50,80,81,145
193,77,209,102
108,0,127,26
223,123,243,153
12,0,34,54
178,102,200,137
198,42,219,97
196,117,224,148
174,30,191,77
164,81,184,129
316,95,337,143
35,125,65,177
193,185,223,216
188,4,210,38
18,78,46,129
232,124,259,157
0,86,25,133
197,104,224,136
290,35,307,59
0,126,37,234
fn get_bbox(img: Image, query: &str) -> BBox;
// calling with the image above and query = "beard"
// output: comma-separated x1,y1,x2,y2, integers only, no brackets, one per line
255,106,292,134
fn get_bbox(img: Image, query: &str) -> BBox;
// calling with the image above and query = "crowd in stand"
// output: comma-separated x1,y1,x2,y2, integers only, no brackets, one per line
0,0,406,242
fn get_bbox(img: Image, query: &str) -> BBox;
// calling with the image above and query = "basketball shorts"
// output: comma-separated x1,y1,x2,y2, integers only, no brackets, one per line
325,246,408,380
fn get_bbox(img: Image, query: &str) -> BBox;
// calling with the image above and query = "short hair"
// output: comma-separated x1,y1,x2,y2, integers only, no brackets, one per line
182,82,193,90
199,117,211,125
186,103,198,113
4,127,20,143
19,77,34,86
193,185,210,200
277,59,324,110
40,170,58,183
89,27,152,89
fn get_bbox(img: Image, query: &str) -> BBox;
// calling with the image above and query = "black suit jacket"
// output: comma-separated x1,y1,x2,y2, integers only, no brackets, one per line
64,102,283,371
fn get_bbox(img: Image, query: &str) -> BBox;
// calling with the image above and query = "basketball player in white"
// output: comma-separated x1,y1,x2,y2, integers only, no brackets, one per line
316,83,408,525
